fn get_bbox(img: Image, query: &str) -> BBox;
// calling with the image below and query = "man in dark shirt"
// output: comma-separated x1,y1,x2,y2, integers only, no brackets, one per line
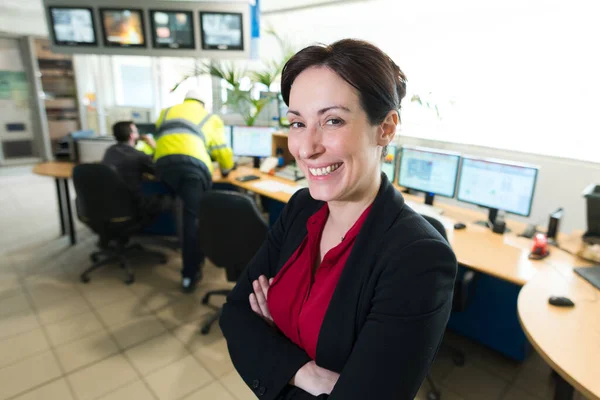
102,121,156,196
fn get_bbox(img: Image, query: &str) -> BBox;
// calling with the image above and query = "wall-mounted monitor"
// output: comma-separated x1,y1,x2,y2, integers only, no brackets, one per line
199,12,244,51
150,9,195,50
100,8,146,48
49,7,97,47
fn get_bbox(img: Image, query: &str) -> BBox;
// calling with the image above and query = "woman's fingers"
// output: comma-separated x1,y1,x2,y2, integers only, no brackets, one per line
249,293,262,316
259,275,270,299
253,279,272,319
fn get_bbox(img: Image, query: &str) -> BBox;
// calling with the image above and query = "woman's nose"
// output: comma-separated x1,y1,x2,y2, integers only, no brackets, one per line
298,124,325,160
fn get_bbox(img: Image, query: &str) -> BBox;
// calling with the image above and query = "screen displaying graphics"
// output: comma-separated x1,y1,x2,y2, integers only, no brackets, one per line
457,156,538,217
150,10,195,49
200,12,244,50
100,8,146,47
398,146,460,198
381,144,398,183
49,7,97,46
232,126,275,157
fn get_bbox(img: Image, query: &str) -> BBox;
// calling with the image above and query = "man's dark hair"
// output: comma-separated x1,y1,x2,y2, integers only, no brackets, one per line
113,121,134,143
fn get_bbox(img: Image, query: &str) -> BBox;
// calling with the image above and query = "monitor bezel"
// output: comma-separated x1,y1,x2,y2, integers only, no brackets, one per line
456,155,539,217
199,11,244,51
231,126,274,158
99,7,147,48
149,9,196,50
397,145,461,199
48,6,98,47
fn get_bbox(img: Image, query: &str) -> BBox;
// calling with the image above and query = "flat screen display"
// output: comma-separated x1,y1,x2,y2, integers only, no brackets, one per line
398,146,461,198
100,8,146,48
150,10,195,49
457,156,538,217
381,144,398,183
232,126,275,157
49,7,97,46
200,12,243,51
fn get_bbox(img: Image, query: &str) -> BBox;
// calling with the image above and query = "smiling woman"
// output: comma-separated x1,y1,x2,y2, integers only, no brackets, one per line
220,39,458,400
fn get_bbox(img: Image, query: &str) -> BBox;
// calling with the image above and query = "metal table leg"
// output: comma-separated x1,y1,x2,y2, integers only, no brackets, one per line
62,179,76,245
55,178,66,235
554,374,575,400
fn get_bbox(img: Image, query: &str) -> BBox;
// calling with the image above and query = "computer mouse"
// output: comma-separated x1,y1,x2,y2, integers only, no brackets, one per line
548,296,575,307
454,222,466,230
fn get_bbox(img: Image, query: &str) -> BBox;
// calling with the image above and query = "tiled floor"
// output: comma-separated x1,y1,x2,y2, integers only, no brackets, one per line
0,165,588,400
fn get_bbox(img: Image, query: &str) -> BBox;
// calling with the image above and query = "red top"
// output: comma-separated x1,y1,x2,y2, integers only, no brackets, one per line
268,203,372,360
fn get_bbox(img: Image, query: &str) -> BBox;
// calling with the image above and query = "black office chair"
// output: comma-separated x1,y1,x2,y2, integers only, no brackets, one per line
421,214,477,400
73,164,167,285
197,190,268,335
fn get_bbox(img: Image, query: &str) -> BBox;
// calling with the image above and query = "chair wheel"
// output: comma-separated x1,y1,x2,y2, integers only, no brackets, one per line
200,325,210,335
124,276,135,285
453,353,465,366
80,275,90,283
427,391,440,400
201,294,210,305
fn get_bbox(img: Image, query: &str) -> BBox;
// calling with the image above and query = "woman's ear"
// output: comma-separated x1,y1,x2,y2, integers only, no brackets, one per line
377,110,399,146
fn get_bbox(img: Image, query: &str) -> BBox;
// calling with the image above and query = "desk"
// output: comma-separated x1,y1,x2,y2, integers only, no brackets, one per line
518,265,600,400
33,162,76,244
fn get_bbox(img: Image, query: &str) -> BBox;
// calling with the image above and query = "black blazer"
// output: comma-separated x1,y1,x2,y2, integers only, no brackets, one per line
220,174,457,400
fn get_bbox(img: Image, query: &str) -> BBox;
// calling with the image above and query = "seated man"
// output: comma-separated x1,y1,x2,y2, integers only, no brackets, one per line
103,121,170,218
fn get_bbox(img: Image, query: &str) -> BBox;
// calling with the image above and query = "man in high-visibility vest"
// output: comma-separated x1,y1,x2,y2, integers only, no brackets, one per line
155,89,235,293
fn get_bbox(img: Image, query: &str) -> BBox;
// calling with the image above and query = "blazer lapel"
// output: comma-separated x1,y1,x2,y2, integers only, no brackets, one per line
315,174,405,372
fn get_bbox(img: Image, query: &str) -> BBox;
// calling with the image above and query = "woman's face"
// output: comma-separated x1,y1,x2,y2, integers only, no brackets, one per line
287,66,396,203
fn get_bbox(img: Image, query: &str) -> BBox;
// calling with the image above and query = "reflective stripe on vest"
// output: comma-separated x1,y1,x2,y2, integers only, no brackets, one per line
156,107,213,145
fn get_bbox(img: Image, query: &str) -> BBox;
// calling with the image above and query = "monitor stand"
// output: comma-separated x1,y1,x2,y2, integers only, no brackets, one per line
253,157,261,169
474,208,511,231
425,193,435,206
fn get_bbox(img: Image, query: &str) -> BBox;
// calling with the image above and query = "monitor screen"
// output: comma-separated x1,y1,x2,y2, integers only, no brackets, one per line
136,123,155,135
150,10,195,49
457,156,538,217
49,7,97,46
199,12,244,51
381,144,398,183
232,126,275,157
398,146,460,198
100,8,146,48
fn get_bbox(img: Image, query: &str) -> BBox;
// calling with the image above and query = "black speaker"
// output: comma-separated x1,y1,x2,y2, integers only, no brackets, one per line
583,184,600,244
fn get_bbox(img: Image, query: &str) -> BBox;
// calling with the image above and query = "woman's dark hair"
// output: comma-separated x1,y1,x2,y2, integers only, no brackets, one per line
112,121,134,143
281,39,407,126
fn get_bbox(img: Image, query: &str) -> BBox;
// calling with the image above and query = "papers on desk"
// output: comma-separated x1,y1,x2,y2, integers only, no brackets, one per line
250,180,303,195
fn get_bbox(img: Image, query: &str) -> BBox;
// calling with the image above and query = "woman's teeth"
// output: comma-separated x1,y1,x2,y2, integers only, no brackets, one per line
309,163,342,177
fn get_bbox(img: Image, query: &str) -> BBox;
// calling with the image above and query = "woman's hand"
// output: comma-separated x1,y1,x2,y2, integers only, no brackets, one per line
291,361,340,396
249,275,274,327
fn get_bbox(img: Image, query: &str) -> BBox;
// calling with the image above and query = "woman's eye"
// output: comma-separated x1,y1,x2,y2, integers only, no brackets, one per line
325,118,343,126
290,121,305,129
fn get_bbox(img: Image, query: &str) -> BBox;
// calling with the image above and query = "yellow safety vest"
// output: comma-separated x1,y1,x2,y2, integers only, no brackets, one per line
154,100,234,174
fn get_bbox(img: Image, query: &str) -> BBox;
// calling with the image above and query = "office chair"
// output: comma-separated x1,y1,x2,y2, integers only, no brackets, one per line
197,190,268,335
421,214,477,400
73,164,167,285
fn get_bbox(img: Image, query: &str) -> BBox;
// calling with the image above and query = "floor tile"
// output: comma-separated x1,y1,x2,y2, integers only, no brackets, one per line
193,339,235,379
0,310,39,341
45,311,105,347
513,351,554,400
154,297,212,330
109,315,167,350
36,293,92,325
144,355,213,400
55,330,119,373
501,385,543,400
11,378,74,400
172,321,224,354
26,281,81,309
183,381,236,400
0,351,62,399
443,360,509,400
0,328,50,369
81,284,137,309
125,332,190,375
416,384,465,400
220,370,255,400
67,354,138,400
0,290,32,317
97,380,155,400
95,295,151,327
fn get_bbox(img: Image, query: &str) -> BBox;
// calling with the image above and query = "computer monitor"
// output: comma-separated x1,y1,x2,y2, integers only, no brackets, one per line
381,144,398,183
223,125,233,148
150,10,195,49
100,8,146,48
457,156,539,226
136,123,155,135
398,145,461,205
232,126,275,166
199,12,244,51
49,7,97,47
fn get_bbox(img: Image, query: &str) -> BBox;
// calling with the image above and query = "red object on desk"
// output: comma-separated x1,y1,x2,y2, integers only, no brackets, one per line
529,233,550,259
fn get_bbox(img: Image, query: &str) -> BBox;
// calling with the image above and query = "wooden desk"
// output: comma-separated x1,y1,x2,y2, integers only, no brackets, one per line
518,265,600,400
